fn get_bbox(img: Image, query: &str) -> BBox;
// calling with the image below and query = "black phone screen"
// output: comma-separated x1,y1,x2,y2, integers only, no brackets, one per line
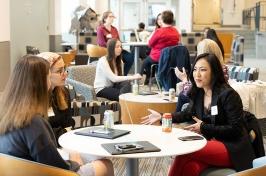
178,135,204,141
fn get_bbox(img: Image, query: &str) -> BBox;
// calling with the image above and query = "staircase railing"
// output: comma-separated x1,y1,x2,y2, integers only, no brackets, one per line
243,7,256,28
243,1,266,31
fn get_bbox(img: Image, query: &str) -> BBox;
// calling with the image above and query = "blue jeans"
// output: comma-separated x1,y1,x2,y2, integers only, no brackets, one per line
122,50,134,76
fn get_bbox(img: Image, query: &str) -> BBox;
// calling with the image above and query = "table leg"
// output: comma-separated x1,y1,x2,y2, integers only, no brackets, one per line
126,158,139,176
134,47,139,84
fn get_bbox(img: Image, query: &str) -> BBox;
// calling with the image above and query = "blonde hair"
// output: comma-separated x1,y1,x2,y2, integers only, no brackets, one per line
101,11,112,24
197,39,224,64
38,52,68,111
0,55,50,134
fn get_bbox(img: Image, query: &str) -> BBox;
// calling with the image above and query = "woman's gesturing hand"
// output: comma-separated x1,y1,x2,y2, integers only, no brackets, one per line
184,116,203,134
175,67,188,82
141,109,161,125
133,73,142,80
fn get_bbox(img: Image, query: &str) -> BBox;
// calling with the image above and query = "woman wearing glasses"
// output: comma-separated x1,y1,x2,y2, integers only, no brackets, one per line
97,11,134,76
0,55,114,176
37,52,74,141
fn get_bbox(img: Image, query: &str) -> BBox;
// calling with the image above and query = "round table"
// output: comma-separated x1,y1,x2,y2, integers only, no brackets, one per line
59,124,206,176
119,93,177,124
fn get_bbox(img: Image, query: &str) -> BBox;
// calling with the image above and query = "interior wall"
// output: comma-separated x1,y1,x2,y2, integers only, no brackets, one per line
0,0,10,41
245,0,261,8
193,0,220,25
0,0,10,91
10,0,49,70
221,0,244,26
94,0,108,15
179,0,192,32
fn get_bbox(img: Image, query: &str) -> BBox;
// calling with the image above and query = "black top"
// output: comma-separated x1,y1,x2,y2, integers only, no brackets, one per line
0,115,79,171
172,84,255,171
49,87,75,129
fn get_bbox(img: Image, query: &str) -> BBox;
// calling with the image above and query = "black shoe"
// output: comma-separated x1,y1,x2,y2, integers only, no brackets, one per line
144,78,150,85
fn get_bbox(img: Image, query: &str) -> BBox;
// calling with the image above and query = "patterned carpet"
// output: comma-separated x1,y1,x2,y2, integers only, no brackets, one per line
110,157,173,176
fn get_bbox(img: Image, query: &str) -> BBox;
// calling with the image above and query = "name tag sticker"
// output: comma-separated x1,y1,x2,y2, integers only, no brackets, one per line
211,106,218,116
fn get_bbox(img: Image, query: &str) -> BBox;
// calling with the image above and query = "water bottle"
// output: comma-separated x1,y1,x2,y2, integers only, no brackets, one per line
169,88,175,101
132,83,139,95
103,110,114,129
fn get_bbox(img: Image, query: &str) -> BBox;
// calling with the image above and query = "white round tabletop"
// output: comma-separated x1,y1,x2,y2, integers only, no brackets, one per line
119,93,177,104
121,42,148,47
59,124,207,159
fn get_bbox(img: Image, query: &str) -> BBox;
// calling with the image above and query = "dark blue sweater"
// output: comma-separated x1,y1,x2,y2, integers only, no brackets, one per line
0,115,77,170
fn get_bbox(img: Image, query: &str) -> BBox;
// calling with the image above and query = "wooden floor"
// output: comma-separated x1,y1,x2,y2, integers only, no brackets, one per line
110,157,173,176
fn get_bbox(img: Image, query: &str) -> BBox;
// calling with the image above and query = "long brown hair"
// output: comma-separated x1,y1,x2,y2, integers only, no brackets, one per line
106,38,122,76
51,86,68,111
37,52,68,111
0,55,50,134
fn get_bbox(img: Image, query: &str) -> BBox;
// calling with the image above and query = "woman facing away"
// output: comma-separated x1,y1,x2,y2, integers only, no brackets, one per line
37,52,74,141
0,55,114,176
139,10,180,84
94,38,142,101
206,28,225,58
97,10,134,76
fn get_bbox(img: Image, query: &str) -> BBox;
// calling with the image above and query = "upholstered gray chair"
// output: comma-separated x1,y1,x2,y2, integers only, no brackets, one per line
66,65,97,101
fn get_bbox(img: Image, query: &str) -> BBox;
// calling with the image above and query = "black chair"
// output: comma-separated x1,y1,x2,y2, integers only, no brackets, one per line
157,45,191,91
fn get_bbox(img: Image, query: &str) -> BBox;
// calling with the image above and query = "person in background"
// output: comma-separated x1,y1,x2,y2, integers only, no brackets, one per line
0,55,114,176
203,27,210,39
94,38,142,101
135,22,151,60
168,53,255,175
139,10,180,84
155,13,163,29
137,22,151,42
97,11,133,75
37,52,74,142
146,13,163,41
206,28,225,58
141,39,227,124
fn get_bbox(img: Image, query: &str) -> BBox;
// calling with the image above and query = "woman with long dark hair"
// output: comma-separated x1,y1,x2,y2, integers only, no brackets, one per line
206,28,225,58
94,38,141,101
167,53,255,175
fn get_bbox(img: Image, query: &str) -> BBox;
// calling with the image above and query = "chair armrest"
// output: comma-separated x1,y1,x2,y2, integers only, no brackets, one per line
66,78,95,101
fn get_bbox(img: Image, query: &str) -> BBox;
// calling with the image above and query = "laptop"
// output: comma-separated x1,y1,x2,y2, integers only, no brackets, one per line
75,127,130,139
101,141,161,155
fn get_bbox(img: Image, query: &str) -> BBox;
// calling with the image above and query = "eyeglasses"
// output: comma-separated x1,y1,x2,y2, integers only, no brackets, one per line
52,67,66,76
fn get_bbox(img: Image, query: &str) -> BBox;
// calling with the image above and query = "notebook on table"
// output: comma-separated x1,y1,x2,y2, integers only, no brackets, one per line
74,127,130,139
101,141,161,155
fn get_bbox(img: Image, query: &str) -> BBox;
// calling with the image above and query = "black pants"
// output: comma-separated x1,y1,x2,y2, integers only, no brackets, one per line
122,50,134,76
96,81,131,101
140,56,158,83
